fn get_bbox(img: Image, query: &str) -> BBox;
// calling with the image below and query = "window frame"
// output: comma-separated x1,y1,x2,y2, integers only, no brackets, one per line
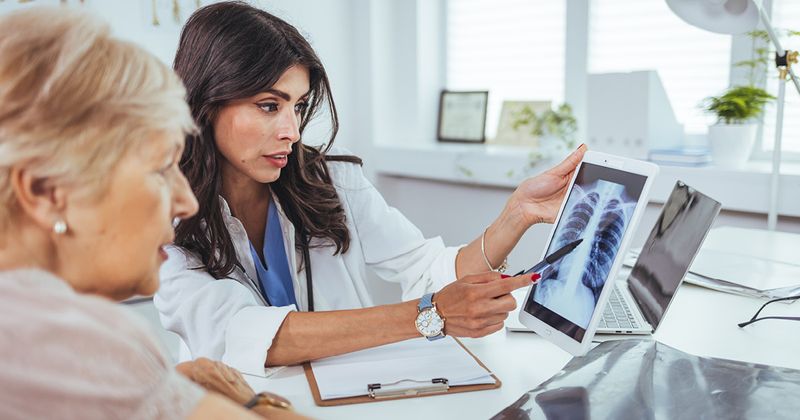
441,0,800,162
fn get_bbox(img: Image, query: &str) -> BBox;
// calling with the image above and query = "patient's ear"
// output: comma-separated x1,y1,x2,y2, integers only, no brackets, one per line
9,167,68,231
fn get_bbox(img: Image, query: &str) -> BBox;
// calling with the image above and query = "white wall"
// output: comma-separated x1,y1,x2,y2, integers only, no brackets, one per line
0,0,364,150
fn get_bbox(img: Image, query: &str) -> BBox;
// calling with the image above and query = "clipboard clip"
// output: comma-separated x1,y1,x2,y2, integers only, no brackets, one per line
367,378,450,399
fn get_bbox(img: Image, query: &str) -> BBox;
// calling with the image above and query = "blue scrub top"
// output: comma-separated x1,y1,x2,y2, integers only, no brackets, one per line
248,198,297,307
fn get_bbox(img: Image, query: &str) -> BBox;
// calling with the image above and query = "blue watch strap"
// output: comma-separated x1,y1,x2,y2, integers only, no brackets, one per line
418,293,434,311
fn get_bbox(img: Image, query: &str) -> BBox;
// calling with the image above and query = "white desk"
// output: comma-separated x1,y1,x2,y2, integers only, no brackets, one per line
246,228,800,419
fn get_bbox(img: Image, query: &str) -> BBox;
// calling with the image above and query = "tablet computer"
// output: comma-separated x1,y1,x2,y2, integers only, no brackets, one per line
518,151,658,356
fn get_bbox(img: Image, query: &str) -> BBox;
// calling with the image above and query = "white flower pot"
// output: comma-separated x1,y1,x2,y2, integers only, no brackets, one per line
708,123,757,167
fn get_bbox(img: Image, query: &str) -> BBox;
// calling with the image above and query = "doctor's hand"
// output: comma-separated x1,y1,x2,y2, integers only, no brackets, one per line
505,144,586,227
434,271,540,338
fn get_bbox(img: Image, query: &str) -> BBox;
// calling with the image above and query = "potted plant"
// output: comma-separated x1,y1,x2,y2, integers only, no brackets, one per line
703,85,774,166
703,29,796,166
511,103,578,168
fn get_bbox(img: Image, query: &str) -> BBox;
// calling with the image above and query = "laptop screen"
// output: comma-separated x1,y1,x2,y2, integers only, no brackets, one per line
627,181,721,330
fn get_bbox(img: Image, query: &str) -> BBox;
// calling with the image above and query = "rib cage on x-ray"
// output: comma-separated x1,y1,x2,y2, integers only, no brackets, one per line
535,180,635,328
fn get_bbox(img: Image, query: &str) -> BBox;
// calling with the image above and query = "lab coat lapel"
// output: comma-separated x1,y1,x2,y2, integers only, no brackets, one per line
218,197,262,299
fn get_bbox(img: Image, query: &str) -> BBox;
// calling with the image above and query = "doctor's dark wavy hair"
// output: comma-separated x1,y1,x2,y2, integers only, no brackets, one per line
173,1,361,279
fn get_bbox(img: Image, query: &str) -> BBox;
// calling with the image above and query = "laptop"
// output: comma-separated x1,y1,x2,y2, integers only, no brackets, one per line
596,181,721,335
507,181,721,335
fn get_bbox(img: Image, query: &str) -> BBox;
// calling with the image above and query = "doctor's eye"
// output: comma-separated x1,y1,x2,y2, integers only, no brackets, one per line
257,102,279,113
294,102,309,115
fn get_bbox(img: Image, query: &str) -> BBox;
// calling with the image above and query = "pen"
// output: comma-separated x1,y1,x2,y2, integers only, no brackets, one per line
513,238,584,276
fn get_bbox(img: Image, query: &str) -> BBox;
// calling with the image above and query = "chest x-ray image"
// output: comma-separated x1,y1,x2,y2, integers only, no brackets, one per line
528,163,646,336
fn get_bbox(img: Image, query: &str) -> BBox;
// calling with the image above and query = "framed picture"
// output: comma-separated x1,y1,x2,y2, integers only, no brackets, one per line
437,90,488,143
491,100,551,146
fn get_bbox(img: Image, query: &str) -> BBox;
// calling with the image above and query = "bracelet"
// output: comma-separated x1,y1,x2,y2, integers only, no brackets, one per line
243,391,293,411
480,227,508,273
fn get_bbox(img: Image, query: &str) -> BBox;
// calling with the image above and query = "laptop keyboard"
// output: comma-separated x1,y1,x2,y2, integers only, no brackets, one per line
598,286,641,330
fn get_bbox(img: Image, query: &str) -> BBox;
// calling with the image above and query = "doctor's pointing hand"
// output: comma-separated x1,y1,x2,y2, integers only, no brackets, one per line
428,272,541,339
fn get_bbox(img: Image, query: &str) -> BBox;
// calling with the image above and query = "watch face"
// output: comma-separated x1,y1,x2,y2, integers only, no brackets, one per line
415,308,444,337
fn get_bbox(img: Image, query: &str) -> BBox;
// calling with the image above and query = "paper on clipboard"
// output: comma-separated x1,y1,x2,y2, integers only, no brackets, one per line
622,229,800,299
309,337,496,400
689,249,800,291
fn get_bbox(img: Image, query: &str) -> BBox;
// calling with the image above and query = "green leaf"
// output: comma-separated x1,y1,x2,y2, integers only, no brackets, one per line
703,85,775,124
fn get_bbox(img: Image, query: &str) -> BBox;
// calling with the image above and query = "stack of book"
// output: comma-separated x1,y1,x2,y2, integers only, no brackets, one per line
647,148,711,166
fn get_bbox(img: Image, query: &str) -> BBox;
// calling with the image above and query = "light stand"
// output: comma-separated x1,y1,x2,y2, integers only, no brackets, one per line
666,0,800,230
759,7,800,229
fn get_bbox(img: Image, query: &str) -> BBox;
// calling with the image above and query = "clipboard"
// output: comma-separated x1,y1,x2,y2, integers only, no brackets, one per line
303,338,501,406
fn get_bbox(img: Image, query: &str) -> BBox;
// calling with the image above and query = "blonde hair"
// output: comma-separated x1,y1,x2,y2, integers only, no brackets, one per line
0,7,196,231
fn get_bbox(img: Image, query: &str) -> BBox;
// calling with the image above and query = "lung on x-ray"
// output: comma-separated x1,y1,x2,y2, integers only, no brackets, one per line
533,180,636,329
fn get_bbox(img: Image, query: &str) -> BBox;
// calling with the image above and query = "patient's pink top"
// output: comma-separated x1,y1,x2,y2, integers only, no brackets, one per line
0,269,204,419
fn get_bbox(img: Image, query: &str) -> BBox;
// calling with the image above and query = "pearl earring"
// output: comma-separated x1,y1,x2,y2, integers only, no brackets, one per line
53,220,68,235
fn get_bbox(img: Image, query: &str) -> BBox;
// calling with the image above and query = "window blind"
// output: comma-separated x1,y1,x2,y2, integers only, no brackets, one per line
446,0,566,138
588,0,733,135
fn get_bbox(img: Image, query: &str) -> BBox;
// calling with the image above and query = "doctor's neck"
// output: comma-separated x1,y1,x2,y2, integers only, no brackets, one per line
219,164,273,217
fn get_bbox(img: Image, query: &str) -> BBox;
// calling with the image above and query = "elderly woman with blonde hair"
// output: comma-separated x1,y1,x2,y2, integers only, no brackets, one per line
0,7,304,420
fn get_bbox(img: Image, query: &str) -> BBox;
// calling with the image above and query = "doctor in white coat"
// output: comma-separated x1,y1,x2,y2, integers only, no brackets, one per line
155,2,586,376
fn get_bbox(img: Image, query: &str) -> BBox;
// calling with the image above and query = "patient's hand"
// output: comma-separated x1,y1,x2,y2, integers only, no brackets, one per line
177,358,309,419
506,144,586,226
176,358,255,405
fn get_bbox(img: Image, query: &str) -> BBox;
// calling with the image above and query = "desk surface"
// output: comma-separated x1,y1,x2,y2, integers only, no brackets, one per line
246,228,800,419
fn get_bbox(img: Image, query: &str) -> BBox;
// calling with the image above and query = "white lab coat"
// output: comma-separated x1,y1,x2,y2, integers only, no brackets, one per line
154,155,461,376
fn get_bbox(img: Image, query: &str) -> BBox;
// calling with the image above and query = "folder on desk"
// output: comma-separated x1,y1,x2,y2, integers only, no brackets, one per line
303,336,501,406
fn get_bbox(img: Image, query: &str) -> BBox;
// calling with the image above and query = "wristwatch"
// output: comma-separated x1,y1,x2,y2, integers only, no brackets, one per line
415,293,446,341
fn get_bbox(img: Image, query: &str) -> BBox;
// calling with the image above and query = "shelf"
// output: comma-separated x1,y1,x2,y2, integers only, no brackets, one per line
373,143,800,217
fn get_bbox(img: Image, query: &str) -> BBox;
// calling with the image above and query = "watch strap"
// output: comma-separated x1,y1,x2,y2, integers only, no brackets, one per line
243,392,293,411
426,331,445,341
418,292,434,311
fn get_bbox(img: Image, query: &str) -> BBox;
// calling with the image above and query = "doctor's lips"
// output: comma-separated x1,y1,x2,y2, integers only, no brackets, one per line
263,151,291,168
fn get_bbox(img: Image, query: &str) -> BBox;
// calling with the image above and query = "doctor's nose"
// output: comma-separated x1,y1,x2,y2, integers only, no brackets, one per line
278,109,301,143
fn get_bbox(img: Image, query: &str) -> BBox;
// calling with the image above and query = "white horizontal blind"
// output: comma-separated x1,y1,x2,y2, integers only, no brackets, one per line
588,0,732,135
761,0,800,154
446,0,566,139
